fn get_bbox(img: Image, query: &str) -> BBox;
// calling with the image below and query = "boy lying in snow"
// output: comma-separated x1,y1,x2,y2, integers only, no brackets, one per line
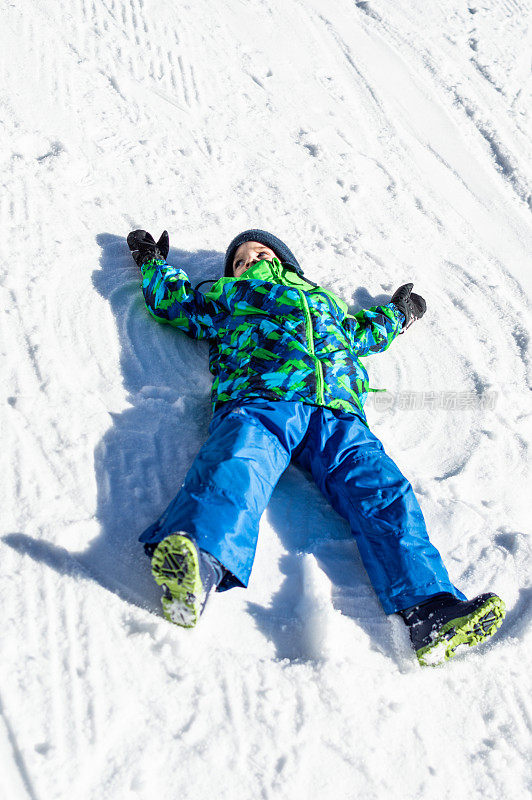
127,228,506,666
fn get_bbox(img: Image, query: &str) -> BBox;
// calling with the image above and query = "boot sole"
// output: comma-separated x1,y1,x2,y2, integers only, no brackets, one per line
417,595,506,667
151,535,204,628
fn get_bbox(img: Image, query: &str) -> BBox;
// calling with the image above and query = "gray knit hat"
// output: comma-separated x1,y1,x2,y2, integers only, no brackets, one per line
224,229,302,277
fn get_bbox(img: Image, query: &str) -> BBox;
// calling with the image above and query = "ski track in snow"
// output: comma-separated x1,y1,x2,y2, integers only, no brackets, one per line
1,0,531,797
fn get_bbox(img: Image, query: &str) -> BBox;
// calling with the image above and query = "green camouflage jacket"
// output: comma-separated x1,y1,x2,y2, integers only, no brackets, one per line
141,256,404,420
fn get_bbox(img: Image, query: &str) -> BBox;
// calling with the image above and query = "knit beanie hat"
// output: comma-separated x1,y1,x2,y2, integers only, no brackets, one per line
223,229,303,277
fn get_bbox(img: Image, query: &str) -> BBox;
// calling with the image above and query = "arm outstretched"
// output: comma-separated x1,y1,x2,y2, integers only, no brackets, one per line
127,229,223,340
343,303,405,356
141,258,223,340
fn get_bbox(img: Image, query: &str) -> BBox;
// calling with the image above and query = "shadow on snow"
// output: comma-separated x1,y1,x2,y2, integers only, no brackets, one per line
4,232,515,664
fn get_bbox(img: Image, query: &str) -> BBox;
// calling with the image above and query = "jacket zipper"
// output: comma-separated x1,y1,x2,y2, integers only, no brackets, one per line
299,290,325,405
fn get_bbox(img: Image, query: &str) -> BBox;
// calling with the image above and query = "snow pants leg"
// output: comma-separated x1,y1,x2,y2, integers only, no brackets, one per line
293,407,466,613
139,401,310,588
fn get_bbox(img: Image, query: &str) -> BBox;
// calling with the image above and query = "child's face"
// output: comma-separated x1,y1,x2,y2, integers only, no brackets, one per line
233,241,277,278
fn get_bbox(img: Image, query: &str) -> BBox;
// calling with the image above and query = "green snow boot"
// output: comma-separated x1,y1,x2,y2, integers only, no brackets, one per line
151,533,222,628
401,592,506,667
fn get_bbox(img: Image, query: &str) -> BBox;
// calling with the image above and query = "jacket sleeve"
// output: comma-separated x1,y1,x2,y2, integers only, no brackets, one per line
343,302,405,356
140,258,222,340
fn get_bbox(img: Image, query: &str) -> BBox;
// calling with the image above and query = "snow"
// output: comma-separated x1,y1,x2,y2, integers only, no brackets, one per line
1,0,531,797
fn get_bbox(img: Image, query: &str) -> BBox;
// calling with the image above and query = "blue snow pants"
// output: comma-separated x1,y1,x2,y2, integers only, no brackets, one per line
139,400,466,614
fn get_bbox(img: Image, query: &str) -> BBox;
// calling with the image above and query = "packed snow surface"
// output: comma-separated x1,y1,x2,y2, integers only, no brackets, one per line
1,0,531,798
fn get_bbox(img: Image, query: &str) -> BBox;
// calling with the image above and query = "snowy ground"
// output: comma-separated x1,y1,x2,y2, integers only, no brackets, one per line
1,0,531,798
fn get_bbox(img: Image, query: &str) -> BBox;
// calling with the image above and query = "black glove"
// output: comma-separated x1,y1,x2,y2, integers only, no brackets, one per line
127,229,169,268
391,283,426,330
